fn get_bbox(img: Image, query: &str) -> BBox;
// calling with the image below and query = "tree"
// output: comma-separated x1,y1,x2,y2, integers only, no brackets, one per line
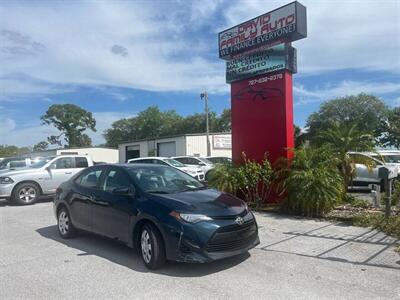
33,141,49,151
378,107,400,148
0,145,31,157
41,104,96,147
317,123,375,190
215,109,231,132
103,106,232,147
306,93,389,146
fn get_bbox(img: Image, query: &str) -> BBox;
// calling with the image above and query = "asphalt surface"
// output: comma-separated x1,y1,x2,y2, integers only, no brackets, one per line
1,199,399,300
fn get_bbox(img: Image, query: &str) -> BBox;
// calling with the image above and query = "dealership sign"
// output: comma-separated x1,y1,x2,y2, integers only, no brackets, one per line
226,43,297,83
213,134,232,149
218,1,307,59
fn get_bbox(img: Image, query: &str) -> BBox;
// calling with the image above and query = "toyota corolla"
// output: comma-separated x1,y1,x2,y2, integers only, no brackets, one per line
54,164,259,269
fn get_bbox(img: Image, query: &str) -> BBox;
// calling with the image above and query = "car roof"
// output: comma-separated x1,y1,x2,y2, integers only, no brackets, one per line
128,157,170,160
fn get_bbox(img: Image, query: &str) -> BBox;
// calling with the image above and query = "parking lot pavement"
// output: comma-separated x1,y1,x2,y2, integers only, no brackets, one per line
1,200,399,300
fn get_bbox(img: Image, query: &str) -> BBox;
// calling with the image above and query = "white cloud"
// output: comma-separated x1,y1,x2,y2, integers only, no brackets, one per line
0,111,135,147
0,1,226,95
294,80,400,105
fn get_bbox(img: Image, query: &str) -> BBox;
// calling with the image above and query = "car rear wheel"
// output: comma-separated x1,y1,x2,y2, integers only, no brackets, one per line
12,183,40,205
57,207,77,239
140,224,166,269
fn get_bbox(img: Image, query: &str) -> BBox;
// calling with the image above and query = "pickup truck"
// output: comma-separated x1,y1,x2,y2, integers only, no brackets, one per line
0,155,93,205
348,152,398,190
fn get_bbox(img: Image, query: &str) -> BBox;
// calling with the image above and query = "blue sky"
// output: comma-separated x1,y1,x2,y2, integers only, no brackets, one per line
0,0,399,147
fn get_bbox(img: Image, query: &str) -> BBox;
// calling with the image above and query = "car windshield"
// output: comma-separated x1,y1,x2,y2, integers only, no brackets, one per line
381,155,400,163
198,157,212,164
29,156,55,168
127,166,205,194
164,158,185,167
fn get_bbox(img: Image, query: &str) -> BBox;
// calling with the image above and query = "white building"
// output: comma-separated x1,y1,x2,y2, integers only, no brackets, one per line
26,147,119,163
118,133,232,163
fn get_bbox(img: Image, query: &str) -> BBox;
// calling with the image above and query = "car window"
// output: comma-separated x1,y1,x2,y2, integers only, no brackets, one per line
103,168,131,192
9,160,26,168
174,157,187,164
128,166,204,194
75,157,89,168
130,159,151,164
77,169,103,189
153,159,168,165
53,157,74,169
187,158,200,165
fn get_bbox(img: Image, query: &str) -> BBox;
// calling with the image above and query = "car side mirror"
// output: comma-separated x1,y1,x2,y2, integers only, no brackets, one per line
112,186,134,197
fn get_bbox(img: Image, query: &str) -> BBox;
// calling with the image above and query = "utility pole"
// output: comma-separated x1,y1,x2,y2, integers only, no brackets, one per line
200,91,211,156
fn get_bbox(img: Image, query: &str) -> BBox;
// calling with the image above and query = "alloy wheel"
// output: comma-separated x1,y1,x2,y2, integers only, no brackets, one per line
58,211,69,235
18,187,36,203
141,229,152,263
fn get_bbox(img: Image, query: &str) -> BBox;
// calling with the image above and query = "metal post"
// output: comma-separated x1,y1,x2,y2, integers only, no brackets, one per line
201,92,211,156
385,179,392,217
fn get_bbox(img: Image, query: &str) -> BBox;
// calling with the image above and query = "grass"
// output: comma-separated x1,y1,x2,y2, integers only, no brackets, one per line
352,212,400,241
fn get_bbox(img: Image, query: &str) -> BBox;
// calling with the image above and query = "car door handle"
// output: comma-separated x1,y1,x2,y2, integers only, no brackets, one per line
65,172,72,174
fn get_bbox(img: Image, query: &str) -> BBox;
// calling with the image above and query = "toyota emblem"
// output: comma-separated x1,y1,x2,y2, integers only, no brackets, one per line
235,216,244,225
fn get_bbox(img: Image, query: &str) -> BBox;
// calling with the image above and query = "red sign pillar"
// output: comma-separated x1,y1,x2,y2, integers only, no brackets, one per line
231,70,294,167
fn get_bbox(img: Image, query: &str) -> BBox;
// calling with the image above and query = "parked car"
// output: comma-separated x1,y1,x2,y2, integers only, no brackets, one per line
348,152,398,189
206,156,232,165
54,164,259,269
0,155,93,205
173,156,214,180
127,157,205,181
374,150,400,172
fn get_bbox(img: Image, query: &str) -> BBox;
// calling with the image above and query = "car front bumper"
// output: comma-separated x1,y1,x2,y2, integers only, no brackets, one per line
170,210,260,263
0,183,14,199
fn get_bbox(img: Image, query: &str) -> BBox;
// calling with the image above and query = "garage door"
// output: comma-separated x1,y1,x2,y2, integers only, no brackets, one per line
157,142,176,157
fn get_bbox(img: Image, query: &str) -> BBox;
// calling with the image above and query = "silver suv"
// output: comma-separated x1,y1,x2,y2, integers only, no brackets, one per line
0,155,93,205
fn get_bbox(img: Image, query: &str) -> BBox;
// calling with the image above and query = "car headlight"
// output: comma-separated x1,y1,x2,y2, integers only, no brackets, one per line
0,177,14,184
187,170,197,176
170,211,212,223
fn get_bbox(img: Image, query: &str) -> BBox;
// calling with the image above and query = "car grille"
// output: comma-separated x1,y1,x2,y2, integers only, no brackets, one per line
205,219,257,253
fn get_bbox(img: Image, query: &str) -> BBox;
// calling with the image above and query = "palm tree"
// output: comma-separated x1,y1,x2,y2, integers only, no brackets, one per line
275,147,344,217
317,123,375,190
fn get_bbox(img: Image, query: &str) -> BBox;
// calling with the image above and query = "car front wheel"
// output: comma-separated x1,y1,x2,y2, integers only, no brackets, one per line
57,207,77,239
12,183,40,205
140,224,166,269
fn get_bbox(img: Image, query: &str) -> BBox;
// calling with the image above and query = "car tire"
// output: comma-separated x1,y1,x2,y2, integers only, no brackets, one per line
140,223,166,269
57,207,77,239
11,182,40,205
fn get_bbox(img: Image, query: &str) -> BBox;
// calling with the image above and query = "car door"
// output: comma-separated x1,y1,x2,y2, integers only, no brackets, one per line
91,166,137,243
44,157,76,193
69,167,104,231
351,154,380,183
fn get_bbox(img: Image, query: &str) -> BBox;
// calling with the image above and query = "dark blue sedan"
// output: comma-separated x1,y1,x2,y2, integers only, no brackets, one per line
53,164,259,269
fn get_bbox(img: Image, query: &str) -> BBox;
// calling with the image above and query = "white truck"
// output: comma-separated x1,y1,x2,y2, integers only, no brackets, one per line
0,155,94,205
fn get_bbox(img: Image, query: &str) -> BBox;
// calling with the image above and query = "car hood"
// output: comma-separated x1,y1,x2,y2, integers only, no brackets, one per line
148,188,246,217
0,168,43,177
178,166,202,173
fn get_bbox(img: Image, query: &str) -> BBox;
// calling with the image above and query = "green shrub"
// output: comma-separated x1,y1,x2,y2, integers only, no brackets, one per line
207,163,238,194
275,147,344,217
350,198,371,209
392,180,400,206
207,153,273,208
235,154,273,208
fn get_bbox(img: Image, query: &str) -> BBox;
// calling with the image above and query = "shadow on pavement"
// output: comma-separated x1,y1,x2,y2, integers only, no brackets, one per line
259,221,400,270
0,196,54,207
37,225,250,277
